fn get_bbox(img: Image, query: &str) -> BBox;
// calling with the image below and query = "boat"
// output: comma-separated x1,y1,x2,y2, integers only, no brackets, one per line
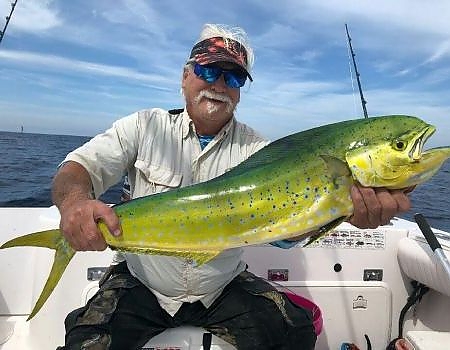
1,13,449,348
1,205,450,349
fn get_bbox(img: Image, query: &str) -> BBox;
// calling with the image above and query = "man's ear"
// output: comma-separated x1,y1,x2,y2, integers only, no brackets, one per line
182,68,189,89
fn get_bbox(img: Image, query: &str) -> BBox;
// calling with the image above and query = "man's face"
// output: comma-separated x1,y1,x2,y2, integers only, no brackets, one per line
182,62,241,131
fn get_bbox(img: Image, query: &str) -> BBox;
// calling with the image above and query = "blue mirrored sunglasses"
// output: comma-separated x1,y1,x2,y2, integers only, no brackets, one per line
193,63,247,88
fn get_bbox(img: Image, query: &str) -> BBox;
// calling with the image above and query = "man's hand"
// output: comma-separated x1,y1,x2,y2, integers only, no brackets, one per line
52,161,122,251
59,198,121,251
348,184,412,229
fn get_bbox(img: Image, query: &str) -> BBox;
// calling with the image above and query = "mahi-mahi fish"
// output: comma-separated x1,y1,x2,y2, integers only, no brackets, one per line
2,115,450,320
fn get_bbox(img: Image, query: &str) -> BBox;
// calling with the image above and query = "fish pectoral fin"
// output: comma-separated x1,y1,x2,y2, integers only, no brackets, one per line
112,246,222,266
303,216,348,247
319,155,351,177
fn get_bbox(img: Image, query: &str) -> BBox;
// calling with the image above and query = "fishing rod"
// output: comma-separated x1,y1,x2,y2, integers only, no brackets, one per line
0,0,18,46
345,23,368,119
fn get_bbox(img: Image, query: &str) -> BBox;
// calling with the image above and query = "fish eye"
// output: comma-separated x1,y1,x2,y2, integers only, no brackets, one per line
393,140,407,151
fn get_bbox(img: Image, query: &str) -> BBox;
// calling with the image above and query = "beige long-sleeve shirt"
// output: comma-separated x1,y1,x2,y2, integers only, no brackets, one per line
64,108,268,315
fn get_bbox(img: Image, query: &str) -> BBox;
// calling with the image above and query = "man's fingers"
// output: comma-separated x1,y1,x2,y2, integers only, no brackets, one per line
349,185,412,229
390,189,412,213
59,199,115,251
375,188,411,225
94,205,122,237
374,188,398,225
350,185,378,228
80,220,107,251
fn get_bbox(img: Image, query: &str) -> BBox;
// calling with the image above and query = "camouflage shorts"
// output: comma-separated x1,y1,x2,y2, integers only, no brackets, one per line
57,263,316,350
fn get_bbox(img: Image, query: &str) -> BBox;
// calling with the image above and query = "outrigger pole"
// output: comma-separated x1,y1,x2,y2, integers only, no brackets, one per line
0,0,18,46
345,23,368,119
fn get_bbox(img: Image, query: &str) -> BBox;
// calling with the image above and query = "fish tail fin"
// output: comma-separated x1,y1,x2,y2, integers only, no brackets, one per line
27,243,75,320
1,230,76,320
1,229,61,249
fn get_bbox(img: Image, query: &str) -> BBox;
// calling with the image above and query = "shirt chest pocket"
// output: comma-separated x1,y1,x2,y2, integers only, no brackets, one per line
134,159,183,196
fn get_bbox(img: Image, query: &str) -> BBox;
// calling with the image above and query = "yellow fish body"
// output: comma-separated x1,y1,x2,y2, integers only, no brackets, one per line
2,115,450,320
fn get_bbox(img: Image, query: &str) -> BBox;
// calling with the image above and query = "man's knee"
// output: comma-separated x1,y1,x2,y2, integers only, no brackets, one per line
224,271,316,348
61,270,141,349
58,333,111,350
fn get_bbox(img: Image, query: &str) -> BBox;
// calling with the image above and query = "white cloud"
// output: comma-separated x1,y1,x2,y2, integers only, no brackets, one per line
5,0,61,33
1,0,450,142
422,40,450,65
0,49,174,86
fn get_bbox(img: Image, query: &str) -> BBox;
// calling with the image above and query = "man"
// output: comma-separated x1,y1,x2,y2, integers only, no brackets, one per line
53,24,411,350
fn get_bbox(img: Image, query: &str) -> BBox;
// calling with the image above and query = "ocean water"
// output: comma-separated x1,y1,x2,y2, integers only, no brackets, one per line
1,131,449,232
0,131,123,206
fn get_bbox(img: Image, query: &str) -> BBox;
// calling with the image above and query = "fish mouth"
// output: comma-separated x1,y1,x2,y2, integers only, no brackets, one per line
409,125,435,161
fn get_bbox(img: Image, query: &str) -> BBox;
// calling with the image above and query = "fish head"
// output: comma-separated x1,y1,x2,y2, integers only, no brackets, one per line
345,116,450,189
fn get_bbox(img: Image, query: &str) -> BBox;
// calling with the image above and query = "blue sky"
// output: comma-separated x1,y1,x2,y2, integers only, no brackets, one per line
1,0,449,147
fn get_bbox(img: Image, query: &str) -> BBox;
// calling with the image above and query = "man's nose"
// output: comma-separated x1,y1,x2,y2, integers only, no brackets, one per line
210,74,227,92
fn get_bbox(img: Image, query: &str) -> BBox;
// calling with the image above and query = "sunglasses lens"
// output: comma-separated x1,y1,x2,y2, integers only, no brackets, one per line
224,71,247,88
194,63,247,88
194,64,221,83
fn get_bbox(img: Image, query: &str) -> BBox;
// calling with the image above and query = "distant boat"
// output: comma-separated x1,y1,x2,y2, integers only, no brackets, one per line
20,125,24,133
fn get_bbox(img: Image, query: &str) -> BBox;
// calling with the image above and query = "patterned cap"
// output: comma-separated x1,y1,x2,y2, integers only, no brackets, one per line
189,36,253,81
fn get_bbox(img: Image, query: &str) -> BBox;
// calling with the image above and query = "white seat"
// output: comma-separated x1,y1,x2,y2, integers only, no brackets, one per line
406,331,450,350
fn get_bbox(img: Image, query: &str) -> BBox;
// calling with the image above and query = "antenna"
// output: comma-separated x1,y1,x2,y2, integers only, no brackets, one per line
345,23,368,119
0,0,18,46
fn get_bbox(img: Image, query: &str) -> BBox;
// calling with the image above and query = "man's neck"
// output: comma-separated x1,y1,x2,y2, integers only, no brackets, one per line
188,113,233,135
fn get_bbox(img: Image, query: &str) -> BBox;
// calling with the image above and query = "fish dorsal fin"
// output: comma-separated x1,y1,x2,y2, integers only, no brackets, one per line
225,122,353,178
223,136,295,177
112,246,222,266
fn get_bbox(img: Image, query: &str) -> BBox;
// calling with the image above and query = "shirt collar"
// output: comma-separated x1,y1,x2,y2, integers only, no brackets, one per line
181,108,236,140
181,109,192,139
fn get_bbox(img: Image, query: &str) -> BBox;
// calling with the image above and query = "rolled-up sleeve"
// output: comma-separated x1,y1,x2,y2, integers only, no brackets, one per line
63,112,140,198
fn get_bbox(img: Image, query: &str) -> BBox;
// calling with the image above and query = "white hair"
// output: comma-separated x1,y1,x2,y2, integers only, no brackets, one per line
193,23,255,73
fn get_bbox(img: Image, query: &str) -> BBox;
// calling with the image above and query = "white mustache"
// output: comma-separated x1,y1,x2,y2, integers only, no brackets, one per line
195,90,233,106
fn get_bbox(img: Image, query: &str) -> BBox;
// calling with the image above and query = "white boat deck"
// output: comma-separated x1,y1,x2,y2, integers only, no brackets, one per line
1,207,450,349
